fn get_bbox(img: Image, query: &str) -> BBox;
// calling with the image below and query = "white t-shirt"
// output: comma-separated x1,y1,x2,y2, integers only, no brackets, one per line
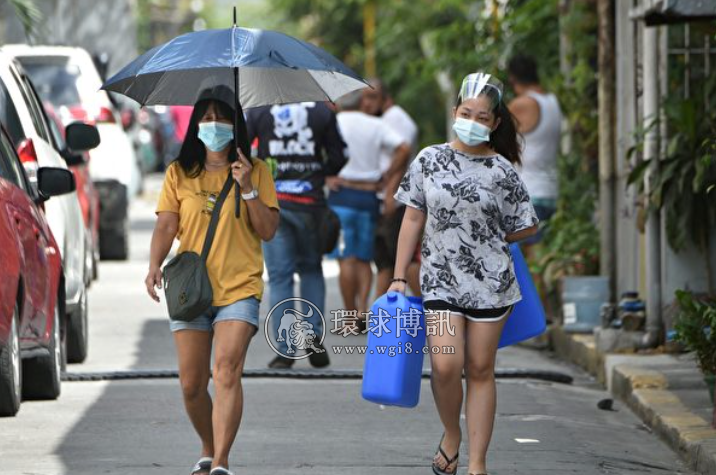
379,105,418,173
336,111,404,182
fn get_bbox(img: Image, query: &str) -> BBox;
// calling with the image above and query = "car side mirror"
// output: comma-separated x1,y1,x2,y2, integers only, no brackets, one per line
37,167,76,200
65,122,100,151
62,150,87,167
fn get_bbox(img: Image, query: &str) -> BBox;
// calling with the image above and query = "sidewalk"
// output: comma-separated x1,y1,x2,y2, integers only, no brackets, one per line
550,326,716,474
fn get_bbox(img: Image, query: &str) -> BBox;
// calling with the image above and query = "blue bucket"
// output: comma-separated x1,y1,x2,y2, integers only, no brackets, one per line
561,276,610,333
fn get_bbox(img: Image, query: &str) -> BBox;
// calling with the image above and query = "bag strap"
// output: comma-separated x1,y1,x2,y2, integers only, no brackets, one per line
201,172,234,261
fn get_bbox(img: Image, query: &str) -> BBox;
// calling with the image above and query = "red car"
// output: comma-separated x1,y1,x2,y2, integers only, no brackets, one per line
0,125,79,417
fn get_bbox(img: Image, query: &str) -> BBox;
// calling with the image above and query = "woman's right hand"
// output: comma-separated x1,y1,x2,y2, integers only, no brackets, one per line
145,266,164,302
387,280,407,294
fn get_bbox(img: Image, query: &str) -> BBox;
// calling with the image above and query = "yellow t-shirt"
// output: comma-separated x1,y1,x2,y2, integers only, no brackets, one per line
156,160,279,306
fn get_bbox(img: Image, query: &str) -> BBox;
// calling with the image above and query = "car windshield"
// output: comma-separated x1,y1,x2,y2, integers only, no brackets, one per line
19,58,82,108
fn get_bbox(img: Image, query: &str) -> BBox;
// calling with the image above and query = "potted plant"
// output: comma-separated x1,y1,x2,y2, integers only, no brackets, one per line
673,290,716,427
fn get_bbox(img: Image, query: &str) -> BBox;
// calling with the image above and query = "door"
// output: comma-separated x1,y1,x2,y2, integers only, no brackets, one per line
0,131,49,344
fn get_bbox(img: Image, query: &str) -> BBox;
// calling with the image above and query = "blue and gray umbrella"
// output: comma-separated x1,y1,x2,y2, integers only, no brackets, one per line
102,25,367,109
103,11,367,216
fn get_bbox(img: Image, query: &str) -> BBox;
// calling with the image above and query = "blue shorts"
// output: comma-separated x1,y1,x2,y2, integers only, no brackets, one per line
168,297,260,333
523,198,557,245
328,205,378,262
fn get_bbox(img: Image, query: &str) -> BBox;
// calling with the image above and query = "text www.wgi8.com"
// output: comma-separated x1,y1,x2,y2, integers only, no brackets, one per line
331,343,456,357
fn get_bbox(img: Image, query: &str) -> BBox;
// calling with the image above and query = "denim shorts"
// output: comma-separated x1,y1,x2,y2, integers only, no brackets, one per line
523,198,557,245
169,297,261,333
327,205,378,262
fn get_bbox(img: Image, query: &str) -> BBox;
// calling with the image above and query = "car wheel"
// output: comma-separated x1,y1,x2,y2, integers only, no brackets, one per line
0,305,22,417
22,298,62,400
99,218,129,261
67,288,88,364
92,250,99,281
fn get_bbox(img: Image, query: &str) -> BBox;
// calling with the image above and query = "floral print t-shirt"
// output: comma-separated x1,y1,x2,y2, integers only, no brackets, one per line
394,144,539,309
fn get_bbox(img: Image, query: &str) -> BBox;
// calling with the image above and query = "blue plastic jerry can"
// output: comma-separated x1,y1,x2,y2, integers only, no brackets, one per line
361,293,426,408
498,244,547,348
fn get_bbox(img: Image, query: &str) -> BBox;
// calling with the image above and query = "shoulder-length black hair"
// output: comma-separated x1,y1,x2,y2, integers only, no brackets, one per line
455,91,522,167
174,96,249,178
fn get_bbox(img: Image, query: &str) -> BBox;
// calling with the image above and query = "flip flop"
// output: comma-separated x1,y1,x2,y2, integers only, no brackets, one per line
190,457,213,475
432,432,460,475
209,467,234,475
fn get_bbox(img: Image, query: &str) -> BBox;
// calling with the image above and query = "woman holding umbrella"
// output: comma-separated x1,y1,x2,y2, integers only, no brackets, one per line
389,73,538,475
145,88,279,475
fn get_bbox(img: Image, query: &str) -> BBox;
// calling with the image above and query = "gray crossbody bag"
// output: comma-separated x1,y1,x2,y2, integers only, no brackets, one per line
163,172,234,322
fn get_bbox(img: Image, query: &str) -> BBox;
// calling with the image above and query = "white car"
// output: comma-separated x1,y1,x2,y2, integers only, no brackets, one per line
0,51,98,364
5,45,142,260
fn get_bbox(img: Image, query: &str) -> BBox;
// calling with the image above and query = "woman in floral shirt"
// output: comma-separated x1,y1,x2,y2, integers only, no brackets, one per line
390,73,539,475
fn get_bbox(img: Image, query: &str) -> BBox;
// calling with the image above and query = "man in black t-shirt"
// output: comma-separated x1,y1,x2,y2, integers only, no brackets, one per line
246,102,348,369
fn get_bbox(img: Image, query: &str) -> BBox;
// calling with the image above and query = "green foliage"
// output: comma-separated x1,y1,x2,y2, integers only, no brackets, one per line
533,0,600,290
627,77,716,292
674,290,716,374
8,0,43,41
267,0,561,147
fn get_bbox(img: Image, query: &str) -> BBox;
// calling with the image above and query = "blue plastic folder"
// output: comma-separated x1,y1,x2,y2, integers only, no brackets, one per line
361,244,546,408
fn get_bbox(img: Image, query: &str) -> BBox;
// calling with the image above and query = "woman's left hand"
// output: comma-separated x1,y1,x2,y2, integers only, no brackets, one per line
231,149,254,190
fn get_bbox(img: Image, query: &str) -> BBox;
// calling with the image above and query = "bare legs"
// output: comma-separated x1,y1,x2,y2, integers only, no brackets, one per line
173,322,255,471
428,313,465,472
175,330,215,458
428,312,508,474
338,257,373,315
464,316,508,474
211,322,254,469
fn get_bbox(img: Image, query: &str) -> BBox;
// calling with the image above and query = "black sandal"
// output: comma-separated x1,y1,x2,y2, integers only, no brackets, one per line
432,433,460,475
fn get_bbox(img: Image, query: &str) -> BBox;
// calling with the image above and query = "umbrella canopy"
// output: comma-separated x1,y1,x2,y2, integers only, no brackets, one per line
102,27,367,109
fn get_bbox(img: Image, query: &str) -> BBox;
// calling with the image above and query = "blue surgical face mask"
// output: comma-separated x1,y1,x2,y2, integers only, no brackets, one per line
452,118,491,146
198,121,234,152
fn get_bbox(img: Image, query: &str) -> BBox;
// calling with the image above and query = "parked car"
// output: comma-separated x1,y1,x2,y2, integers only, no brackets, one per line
45,103,101,282
0,51,99,364
0,124,79,417
5,45,142,260
113,94,162,174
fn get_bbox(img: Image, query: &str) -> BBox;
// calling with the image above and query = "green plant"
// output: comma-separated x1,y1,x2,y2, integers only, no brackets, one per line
531,0,600,291
628,79,716,294
8,0,42,41
674,290,716,375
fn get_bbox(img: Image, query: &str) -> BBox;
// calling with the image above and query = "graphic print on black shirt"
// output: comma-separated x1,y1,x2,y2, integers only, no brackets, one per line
246,102,348,209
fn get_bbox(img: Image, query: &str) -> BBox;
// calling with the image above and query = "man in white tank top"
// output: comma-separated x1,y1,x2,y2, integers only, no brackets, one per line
507,54,563,246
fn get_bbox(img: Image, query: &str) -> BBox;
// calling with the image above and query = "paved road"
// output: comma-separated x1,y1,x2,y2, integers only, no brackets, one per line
0,176,695,475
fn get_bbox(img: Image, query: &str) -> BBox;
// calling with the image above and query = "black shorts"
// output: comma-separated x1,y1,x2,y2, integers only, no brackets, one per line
423,300,513,323
373,205,406,270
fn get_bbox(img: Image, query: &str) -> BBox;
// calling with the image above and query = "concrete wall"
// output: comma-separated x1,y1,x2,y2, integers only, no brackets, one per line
615,1,716,311
1,0,138,77
615,0,642,299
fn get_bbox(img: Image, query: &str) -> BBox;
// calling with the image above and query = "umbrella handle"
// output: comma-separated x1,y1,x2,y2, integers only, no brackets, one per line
233,66,251,218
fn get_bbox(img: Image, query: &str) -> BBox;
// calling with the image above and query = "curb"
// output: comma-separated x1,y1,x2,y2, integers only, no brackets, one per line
550,326,716,474
550,326,606,384
613,365,716,475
